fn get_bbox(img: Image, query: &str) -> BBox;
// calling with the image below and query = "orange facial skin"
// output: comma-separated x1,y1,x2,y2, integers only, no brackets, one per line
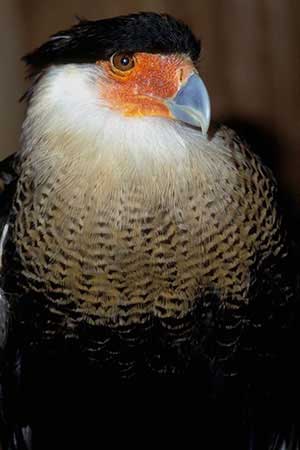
97,53,195,118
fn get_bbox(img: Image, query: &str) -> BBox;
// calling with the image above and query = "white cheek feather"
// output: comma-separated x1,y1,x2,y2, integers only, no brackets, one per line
20,64,241,215
23,64,191,165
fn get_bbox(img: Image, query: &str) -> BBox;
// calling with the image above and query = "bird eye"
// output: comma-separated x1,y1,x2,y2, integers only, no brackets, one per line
111,52,135,72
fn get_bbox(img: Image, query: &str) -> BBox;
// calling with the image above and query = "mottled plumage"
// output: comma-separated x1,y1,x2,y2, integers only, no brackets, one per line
0,12,299,450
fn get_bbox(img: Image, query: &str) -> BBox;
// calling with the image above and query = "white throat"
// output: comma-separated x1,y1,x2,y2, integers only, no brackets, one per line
20,64,239,219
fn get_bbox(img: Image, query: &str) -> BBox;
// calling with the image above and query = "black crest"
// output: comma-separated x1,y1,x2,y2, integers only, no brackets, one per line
23,12,201,72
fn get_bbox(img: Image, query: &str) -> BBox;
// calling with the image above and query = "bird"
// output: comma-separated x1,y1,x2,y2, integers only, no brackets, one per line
0,12,298,450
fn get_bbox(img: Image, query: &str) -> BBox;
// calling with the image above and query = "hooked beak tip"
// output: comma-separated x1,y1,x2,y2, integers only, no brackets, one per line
166,73,211,135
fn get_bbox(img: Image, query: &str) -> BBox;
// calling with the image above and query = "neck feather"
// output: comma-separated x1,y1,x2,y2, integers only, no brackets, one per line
19,65,241,223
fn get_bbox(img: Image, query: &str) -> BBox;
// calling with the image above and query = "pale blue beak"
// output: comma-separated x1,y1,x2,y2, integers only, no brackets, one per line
166,73,211,134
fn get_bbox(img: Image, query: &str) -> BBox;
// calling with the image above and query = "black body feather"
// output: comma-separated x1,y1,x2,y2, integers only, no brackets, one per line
0,149,299,449
0,11,299,450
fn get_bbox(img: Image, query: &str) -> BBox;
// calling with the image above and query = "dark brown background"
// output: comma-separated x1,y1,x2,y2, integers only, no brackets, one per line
1,0,300,205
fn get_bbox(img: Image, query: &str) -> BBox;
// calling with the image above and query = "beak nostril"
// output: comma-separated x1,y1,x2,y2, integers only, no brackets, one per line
166,73,211,134
179,69,184,82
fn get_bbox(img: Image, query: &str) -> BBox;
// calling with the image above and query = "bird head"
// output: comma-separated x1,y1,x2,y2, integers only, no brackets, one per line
19,14,232,222
23,13,210,137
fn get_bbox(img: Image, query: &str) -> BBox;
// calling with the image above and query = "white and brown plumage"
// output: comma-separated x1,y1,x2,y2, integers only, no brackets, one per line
0,12,299,450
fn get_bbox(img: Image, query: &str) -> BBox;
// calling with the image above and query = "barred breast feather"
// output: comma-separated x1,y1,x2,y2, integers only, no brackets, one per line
1,125,291,377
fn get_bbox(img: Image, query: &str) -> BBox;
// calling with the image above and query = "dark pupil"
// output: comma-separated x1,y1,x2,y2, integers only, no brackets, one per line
120,56,130,66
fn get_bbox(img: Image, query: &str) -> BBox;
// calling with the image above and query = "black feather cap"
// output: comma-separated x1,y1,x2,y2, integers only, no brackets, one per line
23,12,201,71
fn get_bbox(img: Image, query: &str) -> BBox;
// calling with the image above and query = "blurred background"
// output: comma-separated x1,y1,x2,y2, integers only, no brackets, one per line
1,0,300,210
